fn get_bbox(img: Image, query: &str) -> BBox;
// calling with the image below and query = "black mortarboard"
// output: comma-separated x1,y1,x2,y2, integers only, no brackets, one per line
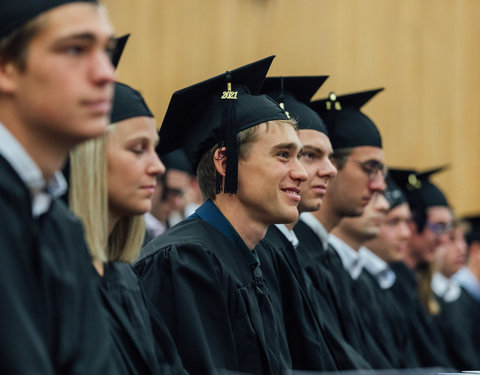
462,215,480,245
161,149,194,175
260,76,329,134
310,89,383,149
111,34,130,69
389,166,450,209
384,175,407,210
157,56,289,194
110,82,153,124
0,0,97,38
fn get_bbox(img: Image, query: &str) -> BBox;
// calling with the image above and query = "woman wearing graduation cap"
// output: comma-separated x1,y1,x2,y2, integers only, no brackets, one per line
69,81,187,375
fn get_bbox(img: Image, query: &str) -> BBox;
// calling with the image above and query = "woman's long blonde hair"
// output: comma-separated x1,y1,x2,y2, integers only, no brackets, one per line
69,125,145,263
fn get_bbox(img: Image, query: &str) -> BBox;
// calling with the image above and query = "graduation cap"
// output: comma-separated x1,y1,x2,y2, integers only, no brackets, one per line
260,76,329,134
462,215,480,245
110,82,153,124
157,56,289,194
0,0,97,38
384,175,407,210
389,166,450,210
310,88,384,149
111,34,130,69
161,149,194,175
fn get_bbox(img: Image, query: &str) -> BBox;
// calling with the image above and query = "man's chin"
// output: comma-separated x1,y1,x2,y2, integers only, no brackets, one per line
298,200,321,214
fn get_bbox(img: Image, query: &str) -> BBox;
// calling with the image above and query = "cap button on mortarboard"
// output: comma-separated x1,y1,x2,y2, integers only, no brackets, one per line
408,173,422,190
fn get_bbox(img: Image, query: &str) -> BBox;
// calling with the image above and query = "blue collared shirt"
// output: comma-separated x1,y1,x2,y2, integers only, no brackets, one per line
189,199,260,268
0,122,67,217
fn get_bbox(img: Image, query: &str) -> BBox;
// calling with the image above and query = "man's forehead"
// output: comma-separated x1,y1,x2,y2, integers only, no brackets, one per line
298,130,332,150
350,145,385,161
40,3,113,40
427,206,453,222
256,122,302,147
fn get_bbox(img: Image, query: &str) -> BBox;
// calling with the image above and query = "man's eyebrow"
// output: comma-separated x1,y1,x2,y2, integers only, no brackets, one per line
53,33,115,45
271,143,300,151
302,145,326,155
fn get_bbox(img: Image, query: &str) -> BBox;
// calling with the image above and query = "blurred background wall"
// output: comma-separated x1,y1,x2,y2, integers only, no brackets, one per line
103,0,480,216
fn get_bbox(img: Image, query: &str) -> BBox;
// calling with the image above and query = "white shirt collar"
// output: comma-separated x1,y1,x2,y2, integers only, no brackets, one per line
299,212,329,250
360,247,396,289
0,122,66,217
328,234,364,280
432,272,461,302
144,212,167,239
452,267,480,302
274,224,299,249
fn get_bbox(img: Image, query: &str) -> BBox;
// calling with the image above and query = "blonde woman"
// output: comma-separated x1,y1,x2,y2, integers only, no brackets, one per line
70,82,186,375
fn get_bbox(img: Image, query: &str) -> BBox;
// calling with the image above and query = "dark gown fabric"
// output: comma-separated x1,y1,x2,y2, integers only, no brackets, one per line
433,286,480,370
0,155,116,374
134,200,291,375
257,225,371,371
99,262,187,375
459,288,480,349
389,261,452,368
360,269,420,368
293,220,392,369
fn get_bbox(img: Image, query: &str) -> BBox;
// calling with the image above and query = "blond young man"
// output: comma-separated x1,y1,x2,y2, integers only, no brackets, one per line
135,57,307,375
0,1,116,373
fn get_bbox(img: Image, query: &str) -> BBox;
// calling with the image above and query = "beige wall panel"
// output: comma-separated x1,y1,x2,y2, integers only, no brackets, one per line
103,0,480,216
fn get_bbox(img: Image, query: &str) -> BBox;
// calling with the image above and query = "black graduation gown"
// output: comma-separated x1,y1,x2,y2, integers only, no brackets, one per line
134,200,291,375
357,269,420,368
257,225,371,371
293,220,392,369
389,261,452,368
0,155,116,374
433,286,480,370
99,262,187,375
360,269,420,368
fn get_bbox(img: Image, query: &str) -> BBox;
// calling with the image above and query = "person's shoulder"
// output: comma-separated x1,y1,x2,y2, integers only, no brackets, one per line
136,218,227,265
102,262,142,293
0,155,30,210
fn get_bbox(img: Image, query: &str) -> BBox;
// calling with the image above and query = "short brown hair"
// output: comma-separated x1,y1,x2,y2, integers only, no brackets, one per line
197,120,297,201
197,125,259,201
331,147,354,170
0,14,46,70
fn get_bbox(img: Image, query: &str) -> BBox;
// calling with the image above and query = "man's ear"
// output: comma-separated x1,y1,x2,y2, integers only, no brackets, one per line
0,61,19,93
213,147,227,176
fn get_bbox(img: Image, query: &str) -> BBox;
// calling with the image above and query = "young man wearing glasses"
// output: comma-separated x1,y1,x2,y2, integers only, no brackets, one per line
293,89,393,368
395,167,453,270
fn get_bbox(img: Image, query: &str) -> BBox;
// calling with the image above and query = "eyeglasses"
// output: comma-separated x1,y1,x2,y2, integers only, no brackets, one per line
351,159,388,181
425,221,453,236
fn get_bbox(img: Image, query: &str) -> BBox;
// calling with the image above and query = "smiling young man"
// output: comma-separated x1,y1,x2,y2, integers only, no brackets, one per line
134,57,307,375
0,1,116,373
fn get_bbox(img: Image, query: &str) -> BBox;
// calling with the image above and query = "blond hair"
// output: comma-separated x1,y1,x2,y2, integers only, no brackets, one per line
69,125,145,263
416,262,440,315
